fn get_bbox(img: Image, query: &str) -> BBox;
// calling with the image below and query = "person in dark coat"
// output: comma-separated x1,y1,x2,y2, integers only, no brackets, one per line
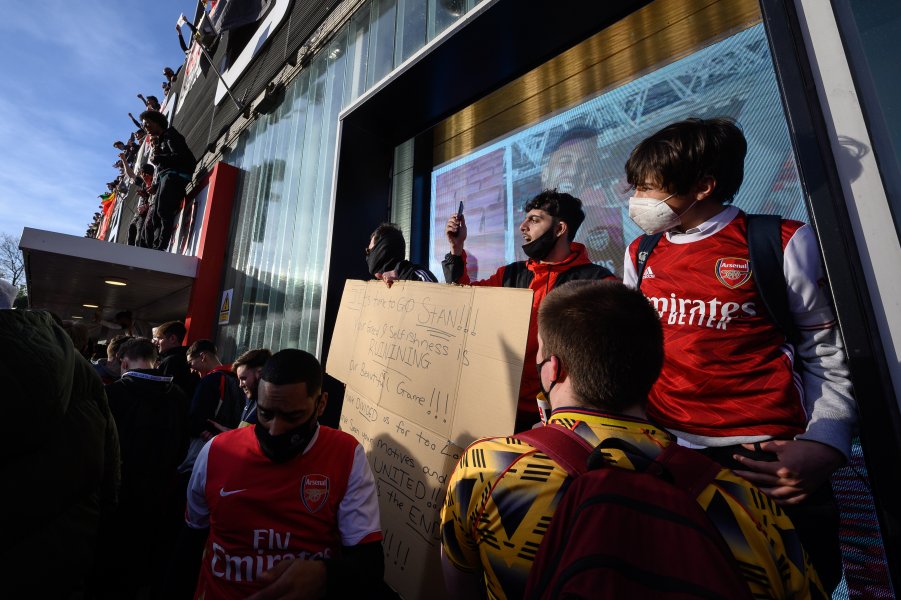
0,309,120,598
365,222,438,283
140,109,196,250
100,337,189,599
153,320,199,399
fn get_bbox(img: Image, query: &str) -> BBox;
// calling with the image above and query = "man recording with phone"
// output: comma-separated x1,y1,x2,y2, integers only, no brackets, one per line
443,190,616,431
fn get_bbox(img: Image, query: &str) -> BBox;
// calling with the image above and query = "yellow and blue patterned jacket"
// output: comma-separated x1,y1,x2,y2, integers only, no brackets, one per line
440,407,825,600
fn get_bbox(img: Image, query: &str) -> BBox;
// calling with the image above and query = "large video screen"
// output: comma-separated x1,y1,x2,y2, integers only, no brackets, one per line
429,24,807,280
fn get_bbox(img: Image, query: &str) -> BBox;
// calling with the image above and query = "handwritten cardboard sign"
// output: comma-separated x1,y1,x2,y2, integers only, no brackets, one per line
327,280,533,599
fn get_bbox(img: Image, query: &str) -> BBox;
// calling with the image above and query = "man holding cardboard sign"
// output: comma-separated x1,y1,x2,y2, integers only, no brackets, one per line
443,190,615,431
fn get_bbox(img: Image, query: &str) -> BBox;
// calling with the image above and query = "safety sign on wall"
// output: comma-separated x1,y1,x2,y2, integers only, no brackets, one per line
218,288,233,325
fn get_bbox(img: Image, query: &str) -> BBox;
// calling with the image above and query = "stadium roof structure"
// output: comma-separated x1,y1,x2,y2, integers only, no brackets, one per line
19,228,198,327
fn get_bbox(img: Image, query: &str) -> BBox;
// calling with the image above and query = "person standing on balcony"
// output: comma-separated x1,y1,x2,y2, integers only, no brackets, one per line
140,110,196,251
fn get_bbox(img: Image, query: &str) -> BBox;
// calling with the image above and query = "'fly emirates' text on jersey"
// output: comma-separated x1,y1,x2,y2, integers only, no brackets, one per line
187,425,382,600
624,208,837,441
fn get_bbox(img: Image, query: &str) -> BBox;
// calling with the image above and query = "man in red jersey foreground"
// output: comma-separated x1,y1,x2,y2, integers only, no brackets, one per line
622,118,856,591
185,349,383,599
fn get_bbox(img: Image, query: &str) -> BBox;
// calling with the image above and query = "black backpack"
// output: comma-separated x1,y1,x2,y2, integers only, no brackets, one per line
517,425,753,600
635,213,799,343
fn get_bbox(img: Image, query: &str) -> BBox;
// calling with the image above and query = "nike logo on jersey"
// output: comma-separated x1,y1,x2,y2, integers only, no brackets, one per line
220,487,247,497
643,266,656,279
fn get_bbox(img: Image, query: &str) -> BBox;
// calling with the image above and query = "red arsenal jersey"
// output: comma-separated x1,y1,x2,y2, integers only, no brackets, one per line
187,426,382,599
625,209,810,440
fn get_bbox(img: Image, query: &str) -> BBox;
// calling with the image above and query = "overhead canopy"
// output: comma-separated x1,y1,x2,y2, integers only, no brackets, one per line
19,228,199,327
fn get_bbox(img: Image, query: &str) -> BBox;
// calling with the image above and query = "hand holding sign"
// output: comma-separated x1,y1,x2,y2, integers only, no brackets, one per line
327,280,532,599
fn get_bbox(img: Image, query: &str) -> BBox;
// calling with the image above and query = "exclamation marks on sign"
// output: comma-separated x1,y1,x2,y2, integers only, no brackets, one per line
427,388,450,423
426,485,442,509
384,529,411,570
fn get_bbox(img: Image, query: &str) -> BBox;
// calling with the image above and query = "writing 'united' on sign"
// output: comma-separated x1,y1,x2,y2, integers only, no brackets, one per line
327,280,532,600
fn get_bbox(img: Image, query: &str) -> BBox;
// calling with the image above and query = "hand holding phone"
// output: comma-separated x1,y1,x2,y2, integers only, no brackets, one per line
446,200,466,253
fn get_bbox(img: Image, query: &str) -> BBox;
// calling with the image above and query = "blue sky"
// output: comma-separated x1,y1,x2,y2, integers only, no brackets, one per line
0,0,195,240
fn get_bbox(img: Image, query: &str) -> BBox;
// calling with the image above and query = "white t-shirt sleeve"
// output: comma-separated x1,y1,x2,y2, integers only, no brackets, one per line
337,444,382,546
622,249,639,288
784,224,857,457
185,438,214,529
783,224,836,328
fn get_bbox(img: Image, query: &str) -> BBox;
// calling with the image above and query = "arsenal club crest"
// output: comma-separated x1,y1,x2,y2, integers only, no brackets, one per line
301,474,330,513
715,257,752,289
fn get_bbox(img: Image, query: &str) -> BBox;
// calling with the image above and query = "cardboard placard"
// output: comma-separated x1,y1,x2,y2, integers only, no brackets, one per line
327,280,533,599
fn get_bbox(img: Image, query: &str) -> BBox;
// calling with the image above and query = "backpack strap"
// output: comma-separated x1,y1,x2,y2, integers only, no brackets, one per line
653,444,723,498
746,214,799,343
515,424,594,477
635,233,663,289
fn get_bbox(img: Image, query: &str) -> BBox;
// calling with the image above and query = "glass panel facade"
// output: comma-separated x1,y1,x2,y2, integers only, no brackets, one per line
397,0,428,63
366,0,399,88
218,0,472,358
429,25,806,278
835,0,901,239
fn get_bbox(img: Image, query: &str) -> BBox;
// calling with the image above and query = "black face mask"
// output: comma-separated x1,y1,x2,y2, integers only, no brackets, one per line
254,397,320,463
535,357,558,401
366,233,406,277
522,227,560,261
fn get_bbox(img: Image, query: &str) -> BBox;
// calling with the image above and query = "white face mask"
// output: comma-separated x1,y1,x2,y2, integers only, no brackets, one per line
628,194,690,235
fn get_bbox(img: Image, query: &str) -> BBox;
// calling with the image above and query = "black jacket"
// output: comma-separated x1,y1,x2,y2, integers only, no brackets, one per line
105,369,189,507
102,369,189,593
189,367,245,435
152,126,196,175
366,231,437,282
392,259,438,282
158,345,199,399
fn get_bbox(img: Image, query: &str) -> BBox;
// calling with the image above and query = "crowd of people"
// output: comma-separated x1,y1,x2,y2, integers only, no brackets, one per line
87,67,196,249
3,118,856,599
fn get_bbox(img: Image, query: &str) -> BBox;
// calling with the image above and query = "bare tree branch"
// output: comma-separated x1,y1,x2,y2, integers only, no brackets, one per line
0,233,25,288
